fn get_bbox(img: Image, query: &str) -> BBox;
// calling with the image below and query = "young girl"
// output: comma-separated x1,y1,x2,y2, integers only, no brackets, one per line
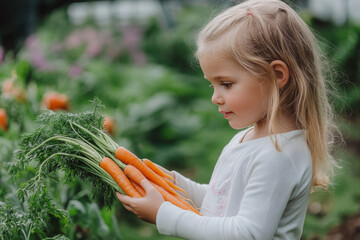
117,0,339,239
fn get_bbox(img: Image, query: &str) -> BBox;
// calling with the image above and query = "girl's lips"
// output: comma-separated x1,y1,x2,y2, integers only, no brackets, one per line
224,112,232,119
220,111,233,119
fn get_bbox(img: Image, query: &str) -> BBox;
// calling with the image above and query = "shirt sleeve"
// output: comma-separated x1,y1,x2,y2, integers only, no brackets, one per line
156,151,300,240
173,171,209,208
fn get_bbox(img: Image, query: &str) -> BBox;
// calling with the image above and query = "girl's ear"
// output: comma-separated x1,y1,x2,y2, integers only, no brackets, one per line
270,60,289,89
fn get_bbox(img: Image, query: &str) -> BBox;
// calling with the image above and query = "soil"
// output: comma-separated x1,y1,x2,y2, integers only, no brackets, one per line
324,212,360,240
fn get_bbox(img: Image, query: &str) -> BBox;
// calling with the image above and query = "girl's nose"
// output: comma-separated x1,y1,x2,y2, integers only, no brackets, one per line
211,91,224,105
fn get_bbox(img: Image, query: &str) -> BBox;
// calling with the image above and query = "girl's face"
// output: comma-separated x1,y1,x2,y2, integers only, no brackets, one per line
198,54,269,129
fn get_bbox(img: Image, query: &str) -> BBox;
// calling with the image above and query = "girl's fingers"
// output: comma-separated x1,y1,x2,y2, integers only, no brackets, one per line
116,183,165,223
122,203,134,212
116,192,134,205
116,192,124,200
116,192,136,212
140,179,153,193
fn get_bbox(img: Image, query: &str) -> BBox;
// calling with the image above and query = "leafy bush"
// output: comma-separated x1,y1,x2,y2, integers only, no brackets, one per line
0,3,359,240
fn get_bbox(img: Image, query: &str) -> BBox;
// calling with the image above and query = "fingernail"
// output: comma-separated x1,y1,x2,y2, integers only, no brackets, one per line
140,179,148,186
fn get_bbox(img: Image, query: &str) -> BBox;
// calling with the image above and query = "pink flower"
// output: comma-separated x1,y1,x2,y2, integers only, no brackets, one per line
85,40,102,57
68,64,83,78
65,30,84,49
51,43,63,52
123,25,143,50
25,35,53,71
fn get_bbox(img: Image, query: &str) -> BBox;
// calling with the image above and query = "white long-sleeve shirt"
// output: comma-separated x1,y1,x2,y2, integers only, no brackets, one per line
156,129,312,240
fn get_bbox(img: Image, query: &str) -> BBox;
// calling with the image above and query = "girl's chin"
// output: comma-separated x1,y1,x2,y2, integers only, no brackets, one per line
228,120,252,130
228,122,245,130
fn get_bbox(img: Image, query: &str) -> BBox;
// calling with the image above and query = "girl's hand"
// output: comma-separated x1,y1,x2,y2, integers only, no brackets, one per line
116,179,165,224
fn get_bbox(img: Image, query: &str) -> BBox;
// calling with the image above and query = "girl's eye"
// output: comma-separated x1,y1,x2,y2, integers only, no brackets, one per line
220,82,232,88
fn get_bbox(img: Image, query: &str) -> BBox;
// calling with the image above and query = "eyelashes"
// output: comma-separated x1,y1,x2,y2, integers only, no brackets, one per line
208,82,233,88
220,82,232,88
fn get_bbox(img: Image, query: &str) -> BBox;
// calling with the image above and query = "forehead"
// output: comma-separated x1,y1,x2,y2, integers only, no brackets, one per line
197,51,268,90
197,41,269,83
196,39,233,60
197,52,243,77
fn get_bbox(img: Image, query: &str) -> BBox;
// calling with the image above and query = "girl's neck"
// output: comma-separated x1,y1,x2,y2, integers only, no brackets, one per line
242,115,298,143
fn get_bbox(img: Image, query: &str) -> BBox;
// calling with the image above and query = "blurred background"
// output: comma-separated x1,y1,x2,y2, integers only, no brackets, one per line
0,0,359,239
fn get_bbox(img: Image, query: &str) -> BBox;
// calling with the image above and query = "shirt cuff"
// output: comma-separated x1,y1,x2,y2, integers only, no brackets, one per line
156,201,183,236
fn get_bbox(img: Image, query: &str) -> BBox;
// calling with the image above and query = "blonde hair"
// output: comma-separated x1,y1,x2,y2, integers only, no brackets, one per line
196,0,340,190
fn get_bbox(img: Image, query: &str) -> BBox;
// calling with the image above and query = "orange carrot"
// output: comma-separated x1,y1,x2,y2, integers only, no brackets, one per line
142,158,174,180
125,165,187,199
163,177,189,198
115,147,178,196
142,159,189,197
100,157,142,198
124,165,200,215
131,180,146,197
41,92,69,111
152,182,201,215
0,108,8,132
124,164,147,186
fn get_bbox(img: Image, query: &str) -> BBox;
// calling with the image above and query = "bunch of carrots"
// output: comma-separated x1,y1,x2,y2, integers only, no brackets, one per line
13,105,200,215
102,148,199,214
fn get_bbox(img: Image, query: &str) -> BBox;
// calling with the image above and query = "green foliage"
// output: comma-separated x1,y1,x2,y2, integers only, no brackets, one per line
11,103,123,208
310,20,360,115
66,200,121,239
142,6,209,75
0,193,69,240
303,151,360,239
1,2,360,240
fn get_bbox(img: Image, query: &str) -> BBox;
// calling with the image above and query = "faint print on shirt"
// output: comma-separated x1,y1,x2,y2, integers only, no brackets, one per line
202,177,231,217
